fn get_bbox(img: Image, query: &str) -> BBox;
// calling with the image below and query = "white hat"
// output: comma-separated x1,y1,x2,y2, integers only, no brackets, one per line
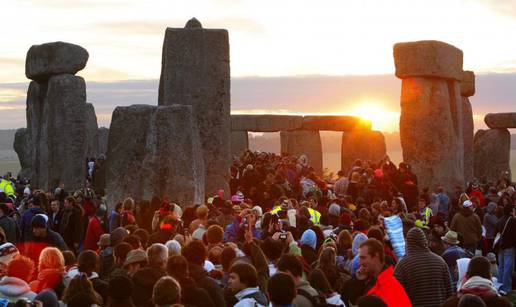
463,200,473,208
23,187,31,195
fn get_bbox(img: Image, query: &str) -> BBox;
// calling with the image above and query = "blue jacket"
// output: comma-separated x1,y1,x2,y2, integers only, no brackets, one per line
20,207,45,242
223,219,261,243
437,193,450,217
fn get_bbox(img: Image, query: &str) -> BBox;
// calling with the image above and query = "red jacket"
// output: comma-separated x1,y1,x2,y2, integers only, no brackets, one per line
469,189,485,207
367,266,412,307
84,216,104,251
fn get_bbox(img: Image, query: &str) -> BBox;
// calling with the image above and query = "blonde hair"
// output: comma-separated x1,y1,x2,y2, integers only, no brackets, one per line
196,205,209,219
38,247,65,272
123,197,135,211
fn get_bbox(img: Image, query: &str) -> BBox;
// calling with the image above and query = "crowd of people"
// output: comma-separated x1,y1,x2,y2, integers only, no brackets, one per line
0,150,513,307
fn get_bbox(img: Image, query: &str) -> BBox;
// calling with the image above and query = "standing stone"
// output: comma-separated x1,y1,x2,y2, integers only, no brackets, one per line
394,41,464,190
341,130,387,173
13,128,32,179
461,71,475,183
106,105,205,208
280,131,323,175
231,131,248,158
97,127,109,157
473,129,511,183
26,42,89,81
159,18,230,196
85,103,99,159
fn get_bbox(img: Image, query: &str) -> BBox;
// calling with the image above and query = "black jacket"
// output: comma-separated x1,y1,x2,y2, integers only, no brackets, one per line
131,265,166,307
188,262,225,307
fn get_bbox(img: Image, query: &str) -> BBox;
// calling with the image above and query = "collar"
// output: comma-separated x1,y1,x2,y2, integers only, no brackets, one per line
235,287,260,300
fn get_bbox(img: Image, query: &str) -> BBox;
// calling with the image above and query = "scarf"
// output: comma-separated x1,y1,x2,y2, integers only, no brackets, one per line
458,276,499,298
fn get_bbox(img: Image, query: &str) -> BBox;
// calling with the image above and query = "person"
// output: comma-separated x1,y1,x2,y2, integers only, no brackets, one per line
227,262,269,307
48,200,62,233
0,203,19,244
308,268,346,306
65,250,109,303
123,249,148,276
59,196,84,253
277,254,319,307
182,240,225,307
29,247,66,297
84,205,106,251
441,230,470,289
494,203,515,295
166,255,215,307
416,194,432,228
23,215,67,263
334,171,349,199
436,186,450,218
442,256,512,307
450,200,482,254
299,229,318,265
108,202,123,233
345,239,411,307
105,274,136,307
483,202,499,252
152,276,181,307
0,255,37,302
394,227,452,307
19,196,45,242
62,274,103,306
131,243,167,307
267,272,297,307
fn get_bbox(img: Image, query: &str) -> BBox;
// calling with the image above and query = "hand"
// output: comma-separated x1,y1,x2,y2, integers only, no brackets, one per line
286,232,294,244
244,222,253,243
271,232,281,241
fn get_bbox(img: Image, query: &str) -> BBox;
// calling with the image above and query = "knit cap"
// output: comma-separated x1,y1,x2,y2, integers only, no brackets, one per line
300,229,317,250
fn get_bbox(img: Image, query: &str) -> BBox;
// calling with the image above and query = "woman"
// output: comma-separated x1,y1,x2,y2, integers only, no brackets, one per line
0,255,37,302
315,246,351,295
29,247,65,297
62,274,102,305
309,268,346,306
299,229,318,265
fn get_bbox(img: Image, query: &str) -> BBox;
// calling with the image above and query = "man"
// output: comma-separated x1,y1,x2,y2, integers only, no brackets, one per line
415,194,432,228
0,203,19,243
132,243,167,307
48,200,61,233
267,272,296,307
441,230,471,290
394,228,452,307
495,203,515,295
277,254,319,307
22,214,67,263
227,262,269,307
84,205,106,251
123,249,148,276
152,276,181,307
20,195,45,241
59,196,83,253
345,238,411,307
436,186,450,218
65,250,109,303
334,170,349,199
450,200,482,254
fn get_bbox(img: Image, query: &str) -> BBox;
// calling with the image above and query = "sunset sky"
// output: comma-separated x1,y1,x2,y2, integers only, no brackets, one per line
1,0,516,131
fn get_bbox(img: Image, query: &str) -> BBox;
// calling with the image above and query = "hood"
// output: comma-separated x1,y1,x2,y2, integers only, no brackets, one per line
459,276,498,298
132,266,165,288
300,229,317,250
0,276,31,296
406,227,429,253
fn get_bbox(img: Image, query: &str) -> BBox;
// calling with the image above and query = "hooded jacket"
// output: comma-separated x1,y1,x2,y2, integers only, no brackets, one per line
0,276,37,302
450,208,482,246
442,276,512,307
394,228,452,307
131,265,166,307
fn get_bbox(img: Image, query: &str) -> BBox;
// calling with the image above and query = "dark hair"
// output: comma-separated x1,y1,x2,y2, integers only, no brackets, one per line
113,242,132,262
182,240,206,265
367,227,384,243
357,295,388,307
152,276,180,305
268,272,296,305
309,268,333,295
77,250,98,275
261,238,284,261
229,262,258,288
123,235,141,249
115,202,123,211
166,255,188,282
220,246,236,271
359,238,385,263
109,275,133,300
133,228,149,249
503,204,514,216
0,203,8,215
467,256,491,280
62,251,76,267
277,254,303,278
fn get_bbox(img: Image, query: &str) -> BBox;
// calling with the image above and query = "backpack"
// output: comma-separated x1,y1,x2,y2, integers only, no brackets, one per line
297,288,343,307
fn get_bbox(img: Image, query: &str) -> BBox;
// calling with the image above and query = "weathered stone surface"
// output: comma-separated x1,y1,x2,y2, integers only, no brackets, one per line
461,71,475,97
26,42,89,81
185,17,202,28
159,21,230,196
232,115,303,132
13,128,32,179
302,115,371,131
85,103,99,159
19,75,98,190
231,131,248,158
462,97,474,183
97,127,109,157
341,130,387,173
485,112,516,129
106,105,205,208
474,129,511,183
399,77,464,190
394,40,463,80
280,131,323,175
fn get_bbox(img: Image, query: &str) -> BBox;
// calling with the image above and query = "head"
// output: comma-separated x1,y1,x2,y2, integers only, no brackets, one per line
268,272,296,307
123,249,148,275
108,275,133,302
165,239,181,257
195,205,209,220
228,262,258,292
466,256,491,280
358,238,385,278
50,200,59,213
182,240,206,266
38,247,64,272
318,246,337,269
122,197,134,211
418,194,428,210
6,255,35,282
133,228,149,249
152,276,181,306
62,250,76,268
113,242,133,266
77,250,99,276
147,243,168,269
62,274,99,304
64,196,75,208
123,234,142,250
31,214,48,238
277,254,303,284
166,255,188,281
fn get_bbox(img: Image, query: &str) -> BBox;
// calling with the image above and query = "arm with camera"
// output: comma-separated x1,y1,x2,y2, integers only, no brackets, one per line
245,223,270,292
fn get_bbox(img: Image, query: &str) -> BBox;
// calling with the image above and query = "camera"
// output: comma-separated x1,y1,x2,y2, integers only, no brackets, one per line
279,232,288,240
